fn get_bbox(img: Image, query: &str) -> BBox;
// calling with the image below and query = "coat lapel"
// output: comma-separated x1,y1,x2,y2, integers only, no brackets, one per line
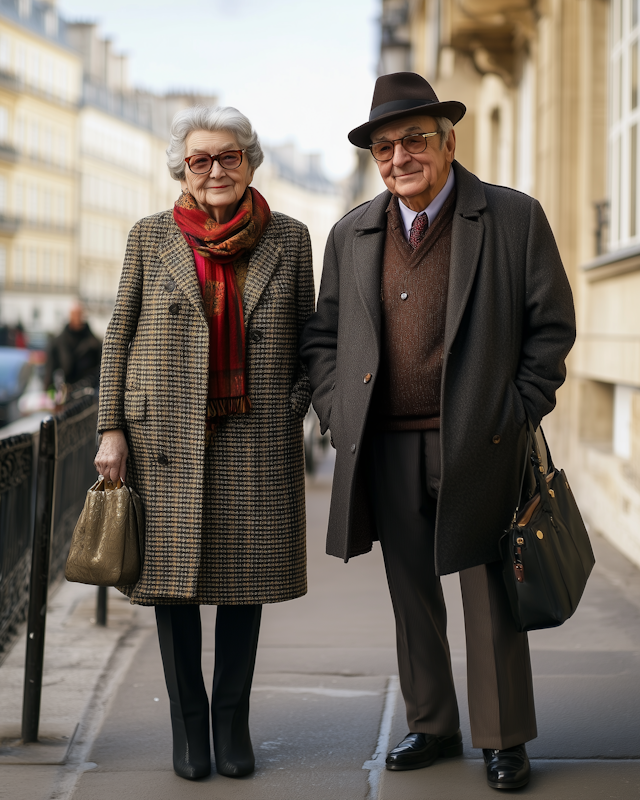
158,219,205,323
352,191,391,337
444,162,487,353
243,219,281,325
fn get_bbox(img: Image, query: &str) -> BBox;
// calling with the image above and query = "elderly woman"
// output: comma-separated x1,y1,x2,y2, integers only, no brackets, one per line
94,106,314,781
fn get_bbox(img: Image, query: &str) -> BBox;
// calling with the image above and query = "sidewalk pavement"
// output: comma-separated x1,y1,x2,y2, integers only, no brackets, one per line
2,451,640,799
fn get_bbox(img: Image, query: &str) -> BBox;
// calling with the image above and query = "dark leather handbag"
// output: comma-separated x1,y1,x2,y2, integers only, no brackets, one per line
499,419,595,632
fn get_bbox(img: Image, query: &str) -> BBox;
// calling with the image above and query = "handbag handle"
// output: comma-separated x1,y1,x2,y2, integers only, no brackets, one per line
96,475,124,491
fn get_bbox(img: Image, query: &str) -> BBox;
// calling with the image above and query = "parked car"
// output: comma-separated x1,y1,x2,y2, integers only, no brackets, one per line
0,347,34,426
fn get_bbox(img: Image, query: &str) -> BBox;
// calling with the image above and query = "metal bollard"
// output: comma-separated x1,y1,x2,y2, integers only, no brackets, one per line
96,586,107,626
21,416,56,744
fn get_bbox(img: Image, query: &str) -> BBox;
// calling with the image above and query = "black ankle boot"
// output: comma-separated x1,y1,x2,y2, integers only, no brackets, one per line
170,709,211,780
156,605,212,780
212,605,262,777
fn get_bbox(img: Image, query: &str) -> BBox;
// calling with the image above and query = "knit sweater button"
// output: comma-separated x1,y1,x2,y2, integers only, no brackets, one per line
164,280,176,292
157,453,169,466
492,434,501,444
169,303,180,315
400,292,408,301
364,373,372,384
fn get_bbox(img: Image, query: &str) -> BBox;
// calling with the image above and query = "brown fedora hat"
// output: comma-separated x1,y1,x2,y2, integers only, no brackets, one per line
348,72,466,149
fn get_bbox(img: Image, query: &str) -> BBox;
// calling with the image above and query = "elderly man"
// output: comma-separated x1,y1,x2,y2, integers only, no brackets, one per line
300,72,575,790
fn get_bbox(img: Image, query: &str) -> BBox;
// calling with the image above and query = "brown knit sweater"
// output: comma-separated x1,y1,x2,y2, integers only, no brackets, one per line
373,189,456,431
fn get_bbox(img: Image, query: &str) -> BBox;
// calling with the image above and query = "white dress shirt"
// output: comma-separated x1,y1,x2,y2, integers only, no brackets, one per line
398,167,456,240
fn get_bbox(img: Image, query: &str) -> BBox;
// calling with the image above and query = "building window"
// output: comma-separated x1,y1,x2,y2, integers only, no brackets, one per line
18,0,31,20
613,384,640,458
0,245,6,286
13,247,23,284
0,35,10,72
42,250,50,284
610,0,640,249
56,252,65,285
0,107,9,144
27,248,37,285
0,177,7,214
14,181,23,217
27,185,38,222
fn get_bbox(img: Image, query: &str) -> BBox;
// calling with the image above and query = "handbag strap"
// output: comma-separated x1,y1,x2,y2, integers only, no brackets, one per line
526,418,556,511
512,418,556,523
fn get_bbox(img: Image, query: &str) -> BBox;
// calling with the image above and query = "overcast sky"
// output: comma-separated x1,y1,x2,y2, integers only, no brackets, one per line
55,0,381,180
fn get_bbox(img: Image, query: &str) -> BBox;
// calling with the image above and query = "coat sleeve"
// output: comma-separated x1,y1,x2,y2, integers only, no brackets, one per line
97,220,144,434
516,199,576,428
289,223,315,418
299,222,340,434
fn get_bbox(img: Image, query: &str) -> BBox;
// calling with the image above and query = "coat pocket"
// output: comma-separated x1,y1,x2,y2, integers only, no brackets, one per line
124,390,147,423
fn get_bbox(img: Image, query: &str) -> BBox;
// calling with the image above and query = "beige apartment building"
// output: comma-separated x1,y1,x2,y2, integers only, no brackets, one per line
0,0,81,339
375,0,640,564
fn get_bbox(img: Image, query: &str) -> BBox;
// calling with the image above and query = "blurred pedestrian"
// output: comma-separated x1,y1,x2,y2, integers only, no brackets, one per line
301,72,576,791
44,302,102,388
95,106,314,781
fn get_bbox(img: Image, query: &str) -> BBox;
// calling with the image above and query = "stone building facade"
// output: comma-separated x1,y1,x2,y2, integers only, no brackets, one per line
386,0,640,565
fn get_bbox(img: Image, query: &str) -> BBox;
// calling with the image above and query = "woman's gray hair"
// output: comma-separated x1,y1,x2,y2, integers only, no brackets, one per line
166,106,264,181
434,117,454,149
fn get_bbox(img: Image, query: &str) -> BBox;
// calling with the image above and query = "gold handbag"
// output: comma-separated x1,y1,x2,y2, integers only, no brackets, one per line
65,477,144,587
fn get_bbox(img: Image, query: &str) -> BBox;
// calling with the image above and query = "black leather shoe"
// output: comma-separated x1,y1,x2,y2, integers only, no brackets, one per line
483,744,530,790
385,730,463,771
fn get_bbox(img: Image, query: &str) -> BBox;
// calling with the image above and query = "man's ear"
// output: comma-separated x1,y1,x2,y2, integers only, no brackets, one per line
446,129,456,163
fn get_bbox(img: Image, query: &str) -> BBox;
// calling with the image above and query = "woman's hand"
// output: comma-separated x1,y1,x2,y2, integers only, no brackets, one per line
95,429,129,483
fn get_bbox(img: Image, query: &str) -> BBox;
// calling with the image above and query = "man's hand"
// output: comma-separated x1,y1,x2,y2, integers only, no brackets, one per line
95,429,129,483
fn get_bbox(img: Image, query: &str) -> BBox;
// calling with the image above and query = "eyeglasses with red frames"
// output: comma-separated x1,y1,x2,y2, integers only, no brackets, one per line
184,149,246,173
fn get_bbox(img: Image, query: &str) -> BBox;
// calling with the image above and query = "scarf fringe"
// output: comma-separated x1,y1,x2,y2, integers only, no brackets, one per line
205,396,251,447
207,396,252,418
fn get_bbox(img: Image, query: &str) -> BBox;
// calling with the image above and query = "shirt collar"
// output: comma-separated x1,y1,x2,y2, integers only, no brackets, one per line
397,167,456,240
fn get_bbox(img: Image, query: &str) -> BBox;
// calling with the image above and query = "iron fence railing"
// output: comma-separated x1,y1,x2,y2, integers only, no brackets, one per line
0,433,36,663
50,396,99,583
0,390,100,742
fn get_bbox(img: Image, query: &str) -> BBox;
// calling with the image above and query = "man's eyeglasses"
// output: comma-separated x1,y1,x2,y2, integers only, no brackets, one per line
369,132,439,162
184,150,245,173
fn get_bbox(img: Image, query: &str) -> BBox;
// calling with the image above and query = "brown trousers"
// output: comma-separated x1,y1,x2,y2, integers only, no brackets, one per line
365,430,537,749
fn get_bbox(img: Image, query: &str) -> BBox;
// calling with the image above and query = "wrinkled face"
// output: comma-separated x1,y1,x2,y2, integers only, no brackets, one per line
182,129,254,223
371,114,455,210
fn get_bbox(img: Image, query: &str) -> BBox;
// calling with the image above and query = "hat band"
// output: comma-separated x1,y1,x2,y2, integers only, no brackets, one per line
369,97,436,122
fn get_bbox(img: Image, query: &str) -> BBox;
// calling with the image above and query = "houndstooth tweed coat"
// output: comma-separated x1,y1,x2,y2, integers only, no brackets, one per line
97,208,314,605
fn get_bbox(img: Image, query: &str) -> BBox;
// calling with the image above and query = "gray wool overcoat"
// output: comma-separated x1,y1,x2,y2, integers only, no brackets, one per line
300,161,576,575
97,209,314,605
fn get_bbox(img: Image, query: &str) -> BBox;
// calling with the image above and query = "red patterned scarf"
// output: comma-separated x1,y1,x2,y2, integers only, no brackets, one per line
173,187,271,439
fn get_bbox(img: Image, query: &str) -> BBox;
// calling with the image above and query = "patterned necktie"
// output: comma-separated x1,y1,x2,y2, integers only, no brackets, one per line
409,212,429,249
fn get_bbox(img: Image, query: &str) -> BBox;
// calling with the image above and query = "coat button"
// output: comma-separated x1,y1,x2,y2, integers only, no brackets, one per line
164,279,176,292
363,373,372,384
492,434,501,444
169,303,180,315
350,444,356,453
250,329,263,343
157,453,169,466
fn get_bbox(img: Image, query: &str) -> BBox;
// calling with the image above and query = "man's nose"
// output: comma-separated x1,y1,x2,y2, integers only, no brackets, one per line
392,142,411,167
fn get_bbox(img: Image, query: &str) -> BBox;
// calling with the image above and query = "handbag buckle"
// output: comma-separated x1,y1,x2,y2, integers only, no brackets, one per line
513,543,525,582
